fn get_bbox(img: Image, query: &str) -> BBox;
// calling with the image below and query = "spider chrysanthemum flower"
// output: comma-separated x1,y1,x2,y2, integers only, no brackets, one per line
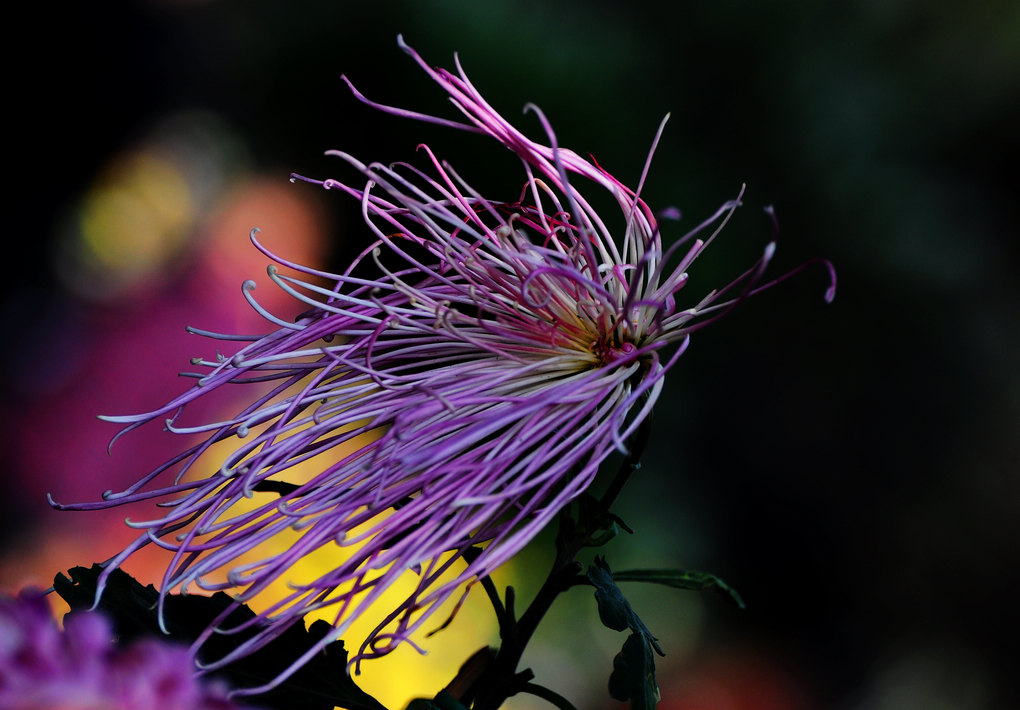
55,37,833,688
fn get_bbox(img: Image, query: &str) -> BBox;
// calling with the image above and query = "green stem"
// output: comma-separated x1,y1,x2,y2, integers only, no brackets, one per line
596,407,652,515
464,547,506,625
520,682,579,710
468,412,653,709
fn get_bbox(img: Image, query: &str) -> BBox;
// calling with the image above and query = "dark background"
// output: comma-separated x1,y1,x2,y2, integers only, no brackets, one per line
4,2,1017,709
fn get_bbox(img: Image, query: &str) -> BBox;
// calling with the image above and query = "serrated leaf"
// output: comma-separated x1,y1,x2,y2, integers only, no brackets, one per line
610,568,746,608
608,632,659,709
54,564,387,710
586,557,663,656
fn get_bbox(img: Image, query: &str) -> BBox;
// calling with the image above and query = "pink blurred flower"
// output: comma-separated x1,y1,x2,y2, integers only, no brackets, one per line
0,589,251,710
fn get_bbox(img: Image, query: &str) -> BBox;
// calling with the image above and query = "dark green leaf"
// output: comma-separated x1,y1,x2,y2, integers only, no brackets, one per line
586,557,663,656
610,568,746,608
608,632,659,709
54,564,387,710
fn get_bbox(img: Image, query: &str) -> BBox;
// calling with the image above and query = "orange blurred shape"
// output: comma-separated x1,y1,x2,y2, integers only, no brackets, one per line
658,645,816,710
193,175,332,316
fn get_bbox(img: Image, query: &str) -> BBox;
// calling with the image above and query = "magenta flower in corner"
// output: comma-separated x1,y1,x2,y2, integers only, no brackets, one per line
54,36,834,689
0,590,249,709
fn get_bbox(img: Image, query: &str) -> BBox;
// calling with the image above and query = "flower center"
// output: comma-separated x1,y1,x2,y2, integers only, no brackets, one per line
590,335,638,367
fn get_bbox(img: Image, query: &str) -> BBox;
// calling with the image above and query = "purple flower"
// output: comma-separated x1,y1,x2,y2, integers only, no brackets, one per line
55,36,834,690
0,589,248,709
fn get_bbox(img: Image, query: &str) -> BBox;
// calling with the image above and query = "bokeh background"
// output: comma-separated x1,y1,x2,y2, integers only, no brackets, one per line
3,1,1017,709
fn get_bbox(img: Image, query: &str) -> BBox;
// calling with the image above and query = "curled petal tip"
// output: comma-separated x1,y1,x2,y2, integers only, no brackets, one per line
824,279,837,303
819,258,838,303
